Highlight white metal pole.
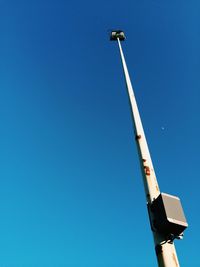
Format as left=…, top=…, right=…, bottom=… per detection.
left=117, top=38, right=180, bottom=267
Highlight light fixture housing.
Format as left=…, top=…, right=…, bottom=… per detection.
left=110, top=30, right=126, bottom=41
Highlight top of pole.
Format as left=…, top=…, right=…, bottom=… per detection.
left=110, top=30, right=126, bottom=41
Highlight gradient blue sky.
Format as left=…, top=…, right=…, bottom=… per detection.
left=1, top=0, right=199, bottom=266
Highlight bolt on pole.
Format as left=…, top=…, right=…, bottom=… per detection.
left=110, top=30, right=188, bottom=267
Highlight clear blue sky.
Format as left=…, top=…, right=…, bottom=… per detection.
left=1, top=0, right=199, bottom=266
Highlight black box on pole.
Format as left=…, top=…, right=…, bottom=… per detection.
left=151, top=193, right=188, bottom=237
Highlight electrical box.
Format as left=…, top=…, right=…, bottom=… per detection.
left=110, top=30, right=126, bottom=41
left=151, top=193, right=188, bottom=237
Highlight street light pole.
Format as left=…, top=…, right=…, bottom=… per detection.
left=110, top=30, right=188, bottom=267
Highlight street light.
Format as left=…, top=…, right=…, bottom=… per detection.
left=110, top=30, right=188, bottom=267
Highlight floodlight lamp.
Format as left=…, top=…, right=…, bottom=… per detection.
left=110, top=30, right=126, bottom=41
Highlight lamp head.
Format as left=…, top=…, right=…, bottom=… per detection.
left=110, top=30, right=126, bottom=41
